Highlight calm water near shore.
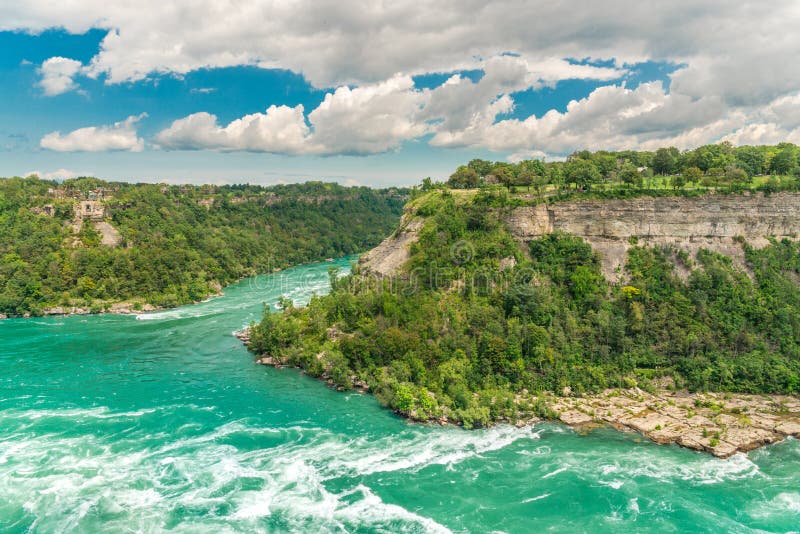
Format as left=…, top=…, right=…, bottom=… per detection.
left=1, top=256, right=799, bottom=532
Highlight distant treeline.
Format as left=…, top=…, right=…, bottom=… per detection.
left=0, top=176, right=407, bottom=316
left=445, top=142, right=800, bottom=193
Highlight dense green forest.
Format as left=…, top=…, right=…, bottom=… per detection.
left=444, top=142, right=800, bottom=195
left=0, top=176, right=407, bottom=316
left=249, top=183, right=800, bottom=428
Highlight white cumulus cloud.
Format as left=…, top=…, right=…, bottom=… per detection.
left=430, top=81, right=750, bottom=154
left=38, top=57, right=84, bottom=96
left=40, top=114, right=147, bottom=152
left=5, top=1, right=800, bottom=158
left=157, top=75, right=430, bottom=155
left=308, top=75, right=430, bottom=154
left=2, top=0, right=798, bottom=103
left=154, top=60, right=624, bottom=156
left=155, top=106, right=311, bottom=153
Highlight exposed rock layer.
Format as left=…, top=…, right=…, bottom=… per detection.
left=506, top=192, right=800, bottom=280
left=361, top=192, right=800, bottom=282
left=94, top=221, right=122, bottom=247
left=359, top=214, right=424, bottom=276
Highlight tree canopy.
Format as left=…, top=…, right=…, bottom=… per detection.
left=439, top=142, right=800, bottom=196
left=0, top=176, right=408, bottom=316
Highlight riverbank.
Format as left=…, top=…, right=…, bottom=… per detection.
left=0, top=302, right=162, bottom=320
left=549, top=387, right=800, bottom=458
left=1, top=281, right=231, bottom=319
left=237, top=329, right=800, bottom=458
left=0, top=257, right=348, bottom=320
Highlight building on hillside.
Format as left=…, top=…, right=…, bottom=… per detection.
left=73, top=200, right=107, bottom=221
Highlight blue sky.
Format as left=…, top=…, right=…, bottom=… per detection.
left=0, top=31, right=495, bottom=185
left=2, top=2, right=799, bottom=186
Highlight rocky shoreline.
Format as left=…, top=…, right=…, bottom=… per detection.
left=0, top=303, right=161, bottom=320
left=236, top=329, right=800, bottom=458
left=548, top=388, right=800, bottom=458
left=0, top=286, right=227, bottom=320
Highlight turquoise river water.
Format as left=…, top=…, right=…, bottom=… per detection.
left=1, top=256, right=799, bottom=533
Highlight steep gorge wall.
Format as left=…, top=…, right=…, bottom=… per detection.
left=506, top=193, right=800, bottom=281
left=361, top=192, right=800, bottom=281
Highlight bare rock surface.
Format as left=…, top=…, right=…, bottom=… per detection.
left=94, top=221, right=122, bottom=247
left=108, top=302, right=157, bottom=314
left=364, top=192, right=800, bottom=281
left=549, top=389, right=800, bottom=458
left=505, top=193, right=800, bottom=282
left=359, top=214, right=424, bottom=276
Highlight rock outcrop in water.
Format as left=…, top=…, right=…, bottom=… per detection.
left=549, top=387, right=800, bottom=458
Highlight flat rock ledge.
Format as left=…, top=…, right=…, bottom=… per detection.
left=549, top=388, right=800, bottom=458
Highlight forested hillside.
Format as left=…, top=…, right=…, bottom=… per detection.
left=0, top=176, right=407, bottom=316
left=249, top=186, right=800, bottom=428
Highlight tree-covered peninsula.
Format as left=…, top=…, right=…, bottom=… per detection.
left=247, top=144, right=800, bottom=438
left=0, top=176, right=407, bottom=317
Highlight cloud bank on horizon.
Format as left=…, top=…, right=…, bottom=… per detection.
left=2, top=0, right=800, bottom=183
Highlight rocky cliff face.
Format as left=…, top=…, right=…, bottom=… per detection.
left=358, top=213, right=424, bottom=276
left=360, top=192, right=800, bottom=281
left=507, top=192, right=800, bottom=280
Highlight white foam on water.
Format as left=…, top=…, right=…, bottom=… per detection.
left=135, top=264, right=345, bottom=323
left=558, top=445, right=762, bottom=488
left=521, top=493, right=551, bottom=503
left=134, top=293, right=253, bottom=322
left=599, top=463, right=618, bottom=476
left=317, top=424, right=543, bottom=477
left=331, top=484, right=452, bottom=533
left=516, top=445, right=550, bottom=457
left=541, top=466, right=568, bottom=479
left=4, top=406, right=160, bottom=420
left=776, top=492, right=800, bottom=513
left=599, top=479, right=624, bottom=490
left=627, top=498, right=639, bottom=514
left=117, top=488, right=164, bottom=509
left=3, top=405, right=525, bottom=531
left=628, top=451, right=761, bottom=485
left=2, top=403, right=798, bottom=533
left=136, top=306, right=224, bottom=321
left=747, top=491, right=800, bottom=521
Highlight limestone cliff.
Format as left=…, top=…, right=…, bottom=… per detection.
left=360, top=192, right=800, bottom=281
left=359, top=212, right=424, bottom=276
